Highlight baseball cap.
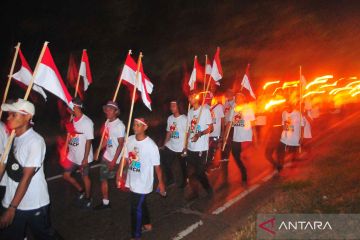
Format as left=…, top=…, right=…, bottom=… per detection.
left=103, top=101, right=119, bottom=110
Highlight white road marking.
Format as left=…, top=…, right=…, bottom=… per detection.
left=172, top=220, right=203, bottom=240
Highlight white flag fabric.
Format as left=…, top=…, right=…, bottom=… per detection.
left=210, top=47, right=223, bottom=82
left=79, top=49, right=93, bottom=91
left=34, top=46, right=73, bottom=108
left=241, top=65, right=256, bottom=99
left=12, top=49, right=47, bottom=100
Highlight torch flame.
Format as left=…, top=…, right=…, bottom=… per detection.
left=264, top=99, right=286, bottom=111
left=306, top=75, right=333, bottom=90
left=263, top=80, right=280, bottom=90
left=302, top=90, right=326, bottom=98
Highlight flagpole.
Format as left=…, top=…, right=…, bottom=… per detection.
left=94, top=50, right=132, bottom=161
left=74, top=49, right=86, bottom=98
left=0, top=42, right=21, bottom=120
left=299, top=65, right=303, bottom=153
left=118, top=52, right=143, bottom=180
left=0, top=42, right=49, bottom=165
left=203, top=55, right=207, bottom=93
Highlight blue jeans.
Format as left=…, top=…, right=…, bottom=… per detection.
left=0, top=204, right=59, bottom=240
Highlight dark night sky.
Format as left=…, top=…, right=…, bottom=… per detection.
left=1, top=0, right=360, bottom=128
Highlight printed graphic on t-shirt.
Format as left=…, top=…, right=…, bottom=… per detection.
left=224, top=106, right=231, bottom=116
left=107, top=139, right=113, bottom=148
left=169, top=122, right=180, bottom=139
left=128, top=147, right=141, bottom=172
left=190, top=117, right=201, bottom=134
left=233, top=113, right=245, bottom=127
left=69, top=134, right=80, bottom=147
left=284, top=117, right=294, bottom=132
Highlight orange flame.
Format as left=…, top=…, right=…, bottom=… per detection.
left=306, top=75, right=333, bottom=90
left=264, top=99, right=286, bottom=111
left=263, top=80, right=280, bottom=90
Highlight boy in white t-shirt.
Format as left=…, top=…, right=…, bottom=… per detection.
left=161, top=100, right=187, bottom=188
left=225, top=93, right=256, bottom=185
left=121, top=118, right=165, bottom=239
left=222, top=89, right=235, bottom=162
left=63, top=97, right=94, bottom=208
left=94, top=101, right=125, bottom=210
left=0, top=99, right=58, bottom=239
left=276, top=103, right=304, bottom=171
left=184, top=90, right=214, bottom=197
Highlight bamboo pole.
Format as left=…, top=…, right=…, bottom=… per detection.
left=299, top=66, right=303, bottom=153
left=0, top=42, right=49, bottom=165
left=118, top=52, right=143, bottom=178
left=0, top=42, right=21, bottom=120
left=74, top=50, right=86, bottom=98
left=203, top=55, right=208, bottom=93
left=94, top=50, right=132, bottom=161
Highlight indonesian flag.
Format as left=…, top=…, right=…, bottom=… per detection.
left=12, top=49, right=47, bottom=100
left=79, top=49, right=93, bottom=91
left=188, top=56, right=204, bottom=90
left=119, top=52, right=153, bottom=110
left=34, top=46, right=73, bottom=108
left=205, top=57, right=212, bottom=76
left=210, top=47, right=223, bottom=83
left=241, top=64, right=256, bottom=99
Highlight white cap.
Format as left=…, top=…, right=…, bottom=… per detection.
left=1, top=99, right=35, bottom=116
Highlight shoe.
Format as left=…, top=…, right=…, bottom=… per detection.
left=81, top=198, right=92, bottom=209
left=219, top=158, right=229, bottom=162
left=77, top=191, right=85, bottom=200
left=93, top=202, right=111, bottom=210
left=241, top=181, right=248, bottom=188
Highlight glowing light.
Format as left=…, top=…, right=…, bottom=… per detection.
left=306, top=75, right=333, bottom=90
left=349, top=76, right=358, bottom=80
left=345, top=80, right=360, bottom=88
left=263, top=80, right=280, bottom=90
left=264, top=99, right=286, bottom=110
left=319, top=81, right=337, bottom=89
left=282, top=81, right=299, bottom=89
left=329, top=87, right=352, bottom=95
left=351, top=91, right=360, bottom=97
left=272, top=87, right=282, bottom=96
left=302, top=90, right=326, bottom=98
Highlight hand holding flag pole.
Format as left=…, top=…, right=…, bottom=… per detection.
left=117, top=52, right=143, bottom=183
left=94, top=50, right=132, bottom=161
left=0, top=42, right=21, bottom=120
left=0, top=42, right=49, bottom=165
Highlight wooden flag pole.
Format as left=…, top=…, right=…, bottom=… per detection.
left=0, top=42, right=49, bottom=165
left=94, top=50, right=132, bottom=161
left=222, top=66, right=247, bottom=151
left=118, top=52, right=143, bottom=178
left=299, top=65, right=303, bottom=153
left=203, top=55, right=208, bottom=93
left=0, top=42, right=21, bottom=120
left=74, top=49, right=86, bottom=98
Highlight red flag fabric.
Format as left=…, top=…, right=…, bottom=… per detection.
left=79, top=49, right=93, bottom=91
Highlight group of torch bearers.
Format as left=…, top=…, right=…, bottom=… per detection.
left=0, top=42, right=319, bottom=240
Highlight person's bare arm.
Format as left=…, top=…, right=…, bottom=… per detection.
left=163, top=131, right=171, bottom=147
left=82, top=140, right=92, bottom=166
left=155, top=165, right=165, bottom=195
left=0, top=167, right=35, bottom=228
left=109, top=137, right=124, bottom=170
left=191, top=123, right=214, bottom=142
left=0, top=163, right=5, bottom=182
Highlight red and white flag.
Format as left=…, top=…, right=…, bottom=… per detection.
left=188, top=56, right=204, bottom=90
left=205, top=57, right=212, bottom=76
left=210, top=47, right=223, bottom=84
left=12, top=48, right=47, bottom=100
left=34, top=46, right=73, bottom=108
left=241, top=64, right=256, bottom=99
left=79, top=49, right=93, bottom=91
left=119, top=52, right=153, bottom=110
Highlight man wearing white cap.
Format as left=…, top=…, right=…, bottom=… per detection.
left=0, top=99, right=58, bottom=239
left=63, top=97, right=94, bottom=208
left=120, top=117, right=165, bottom=239
left=94, top=101, right=125, bottom=210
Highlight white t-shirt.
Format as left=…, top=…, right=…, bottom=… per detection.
left=0, top=122, right=9, bottom=187
left=210, top=104, right=224, bottom=137
left=280, top=110, right=304, bottom=146
left=224, top=99, right=235, bottom=123
left=230, top=105, right=255, bottom=142
left=303, top=111, right=312, bottom=139
left=125, top=135, right=160, bottom=194
left=67, top=114, right=94, bottom=165
left=103, top=118, right=125, bottom=163
left=187, top=107, right=213, bottom=152
left=2, top=128, right=50, bottom=210
left=165, top=114, right=187, bottom=153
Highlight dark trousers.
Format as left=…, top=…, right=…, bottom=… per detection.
left=231, top=142, right=248, bottom=182
left=276, top=142, right=299, bottom=171
left=207, top=137, right=220, bottom=167
left=222, top=128, right=233, bottom=160
left=0, top=205, right=58, bottom=240
left=186, top=150, right=212, bottom=191
left=160, top=147, right=187, bottom=186
left=130, top=192, right=150, bottom=239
